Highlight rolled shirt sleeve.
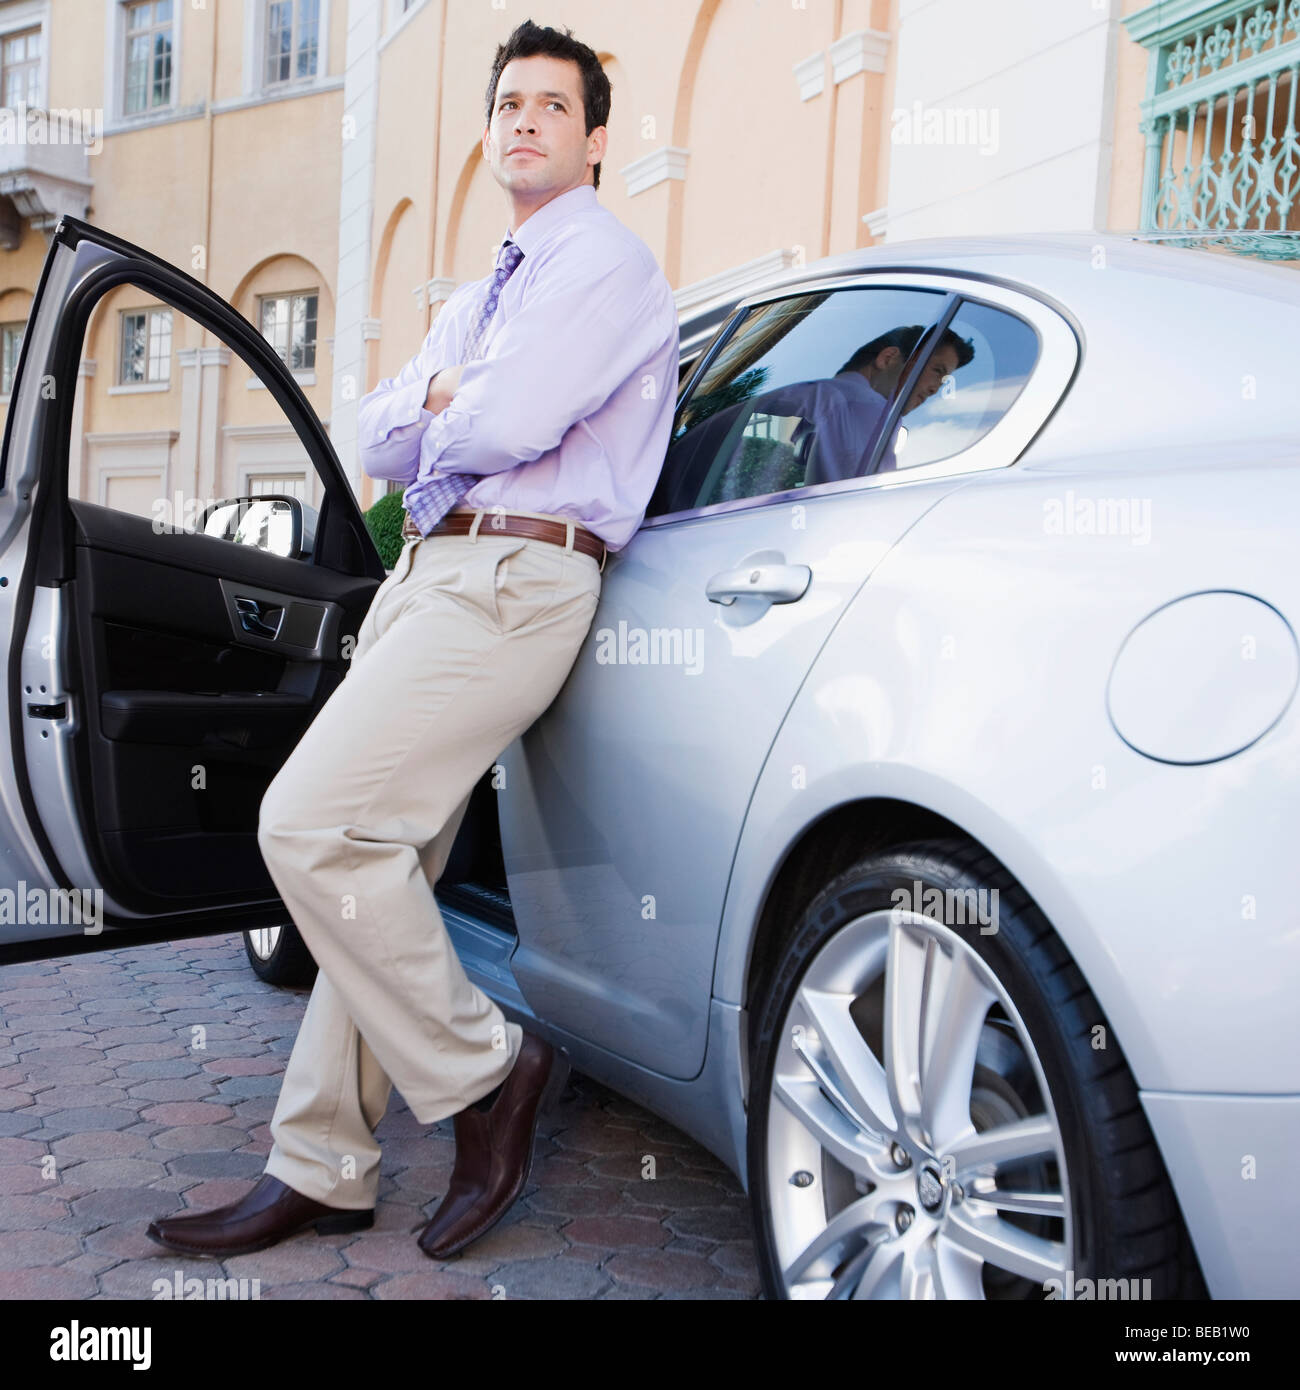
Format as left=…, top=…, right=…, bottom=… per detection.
left=415, top=245, right=670, bottom=479
left=356, top=283, right=474, bottom=484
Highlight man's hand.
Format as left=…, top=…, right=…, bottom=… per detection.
left=425, top=364, right=465, bottom=415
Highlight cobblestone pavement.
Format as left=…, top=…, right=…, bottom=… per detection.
left=0, top=934, right=760, bottom=1300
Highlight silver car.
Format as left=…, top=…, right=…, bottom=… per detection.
left=2, top=219, right=1296, bottom=1300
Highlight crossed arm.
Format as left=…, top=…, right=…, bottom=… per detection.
left=357, top=246, right=666, bottom=487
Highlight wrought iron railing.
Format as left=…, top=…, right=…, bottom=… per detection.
left=1126, top=0, right=1300, bottom=257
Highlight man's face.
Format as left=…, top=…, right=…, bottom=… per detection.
left=902, top=343, right=959, bottom=414
left=483, top=54, right=605, bottom=200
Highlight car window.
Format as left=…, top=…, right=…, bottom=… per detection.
left=648, top=286, right=1042, bottom=518
left=884, top=299, right=1039, bottom=473
left=648, top=287, right=947, bottom=517
left=67, top=283, right=325, bottom=550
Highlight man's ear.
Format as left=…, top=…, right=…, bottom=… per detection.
left=587, top=124, right=608, bottom=168
left=875, top=346, right=901, bottom=371
left=481, top=123, right=491, bottom=159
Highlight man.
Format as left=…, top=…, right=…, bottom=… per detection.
left=146, top=19, right=679, bottom=1261
left=755, top=324, right=975, bottom=484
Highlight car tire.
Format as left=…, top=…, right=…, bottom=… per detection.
left=243, top=923, right=317, bottom=988
left=747, top=837, right=1197, bottom=1300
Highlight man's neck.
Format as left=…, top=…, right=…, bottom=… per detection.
left=507, top=178, right=592, bottom=236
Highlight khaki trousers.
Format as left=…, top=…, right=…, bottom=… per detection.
left=258, top=509, right=602, bottom=1209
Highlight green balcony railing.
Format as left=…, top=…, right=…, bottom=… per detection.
left=1126, top=0, right=1300, bottom=258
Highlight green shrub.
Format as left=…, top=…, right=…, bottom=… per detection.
left=364, top=490, right=405, bottom=569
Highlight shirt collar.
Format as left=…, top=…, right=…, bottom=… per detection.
left=506, top=183, right=597, bottom=257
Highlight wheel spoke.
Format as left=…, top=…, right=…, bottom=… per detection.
left=948, top=1114, right=1058, bottom=1177
left=933, top=1233, right=988, bottom=1299
left=918, top=946, right=997, bottom=1153
left=825, top=1225, right=893, bottom=1299
left=883, top=916, right=932, bottom=1141
left=772, top=1074, right=882, bottom=1180
left=965, top=1186, right=1066, bottom=1218
left=943, top=1204, right=1068, bottom=1283
left=783, top=1194, right=886, bottom=1287
left=849, top=1239, right=905, bottom=1299
left=797, top=986, right=896, bottom=1140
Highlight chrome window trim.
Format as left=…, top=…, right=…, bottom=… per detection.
left=645, top=271, right=1081, bottom=530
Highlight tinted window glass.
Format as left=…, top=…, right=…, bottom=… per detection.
left=649, top=287, right=946, bottom=516
left=885, top=299, right=1039, bottom=473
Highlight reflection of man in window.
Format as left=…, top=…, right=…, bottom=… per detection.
left=762, top=324, right=975, bottom=483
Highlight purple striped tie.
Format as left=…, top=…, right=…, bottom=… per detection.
left=404, top=238, right=525, bottom=535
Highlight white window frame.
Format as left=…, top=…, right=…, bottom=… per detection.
left=104, top=0, right=185, bottom=129
left=256, top=288, right=319, bottom=374
left=242, top=0, right=331, bottom=100
left=121, top=0, right=175, bottom=118
left=0, top=1, right=49, bottom=111
left=114, top=306, right=173, bottom=390
left=1, top=320, right=26, bottom=398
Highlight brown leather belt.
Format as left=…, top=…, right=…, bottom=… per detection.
left=402, top=507, right=606, bottom=567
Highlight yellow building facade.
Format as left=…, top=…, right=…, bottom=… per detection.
left=0, top=0, right=1292, bottom=519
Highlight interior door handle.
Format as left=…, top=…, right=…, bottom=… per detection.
left=705, top=563, right=812, bottom=606
left=235, top=596, right=283, bottom=639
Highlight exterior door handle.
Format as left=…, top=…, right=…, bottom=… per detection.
left=705, top=563, right=811, bottom=606
left=235, top=596, right=283, bottom=639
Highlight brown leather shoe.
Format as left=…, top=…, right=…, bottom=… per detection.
left=418, top=1031, right=561, bottom=1259
left=146, top=1174, right=373, bottom=1258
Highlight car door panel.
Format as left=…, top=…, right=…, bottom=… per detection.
left=499, top=274, right=1078, bottom=1080
left=1, top=217, right=384, bottom=942
left=500, top=482, right=963, bottom=1079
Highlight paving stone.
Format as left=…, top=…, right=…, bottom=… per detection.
left=562, top=1214, right=670, bottom=1248
left=710, top=1239, right=762, bottom=1276
left=147, top=1124, right=248, bottom=1152
left=371, top=1268, right=493, bottom=1299
left=606, top=1248, right=722, bottom=1291
left=58, top=1158, right=169, bottom=1187
left=201, top=1055, right=283, bottom=1076
left=488, top=1257, right=611, bottom=1301
left=111, top=1060, right=203, bottom=1080
left=165, top=1151, right=264, bottom=1180
left=2, top=939, right=762, bottom=1299
left=525, top=1183, right=624, bottom=1219
left=139, top=1102, right=234, bottom=1126
left=0, top=1111, right=43, bottom=1136
left=0, top=1228, right=81, bottom=1268
left=660, top=1286, right=752, bottom=1300
left=665, top=1201, right=752, bottom=1242
left=124, top=1078, right=217, bottom=1103
left=0, top=1135, right=49, bottom=1163
left=587, top=1152, right=688, bottom=1182
left=224, top=1241, right=346, bottom=1283
left=0, top=1166, right=49, bottom=1194
left=665, top=1234, right=719, bottom=1257
left=261, top=1281, right=366, bottom=1300
left=620, top=1176, right=733, bottom=1209
left=444, top=1220, right=568, bottom=1271
left=0, top=1266, right=98, bottom=1298
left=98, top=1257, right=236, bottom=1300
left=341, top=1232, right=431, bottom=1273
left=84, top=1219, right=174, bottom=1261
left=67, top=1186, right=180, bottom=1229
left=214, top=1075, right=282, bottom=1099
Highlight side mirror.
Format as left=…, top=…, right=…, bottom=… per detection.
left=198, top=495, right=308, bottom=560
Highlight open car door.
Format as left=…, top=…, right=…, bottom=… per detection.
left=0, top=216, right=385, bottom=960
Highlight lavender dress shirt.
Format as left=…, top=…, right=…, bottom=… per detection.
left=357, top=184, right=680, bottom=551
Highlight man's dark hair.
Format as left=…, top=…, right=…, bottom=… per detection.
left=485, top=20, right=611, bottom=191
left=837, top=324, right=976, bottom=377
